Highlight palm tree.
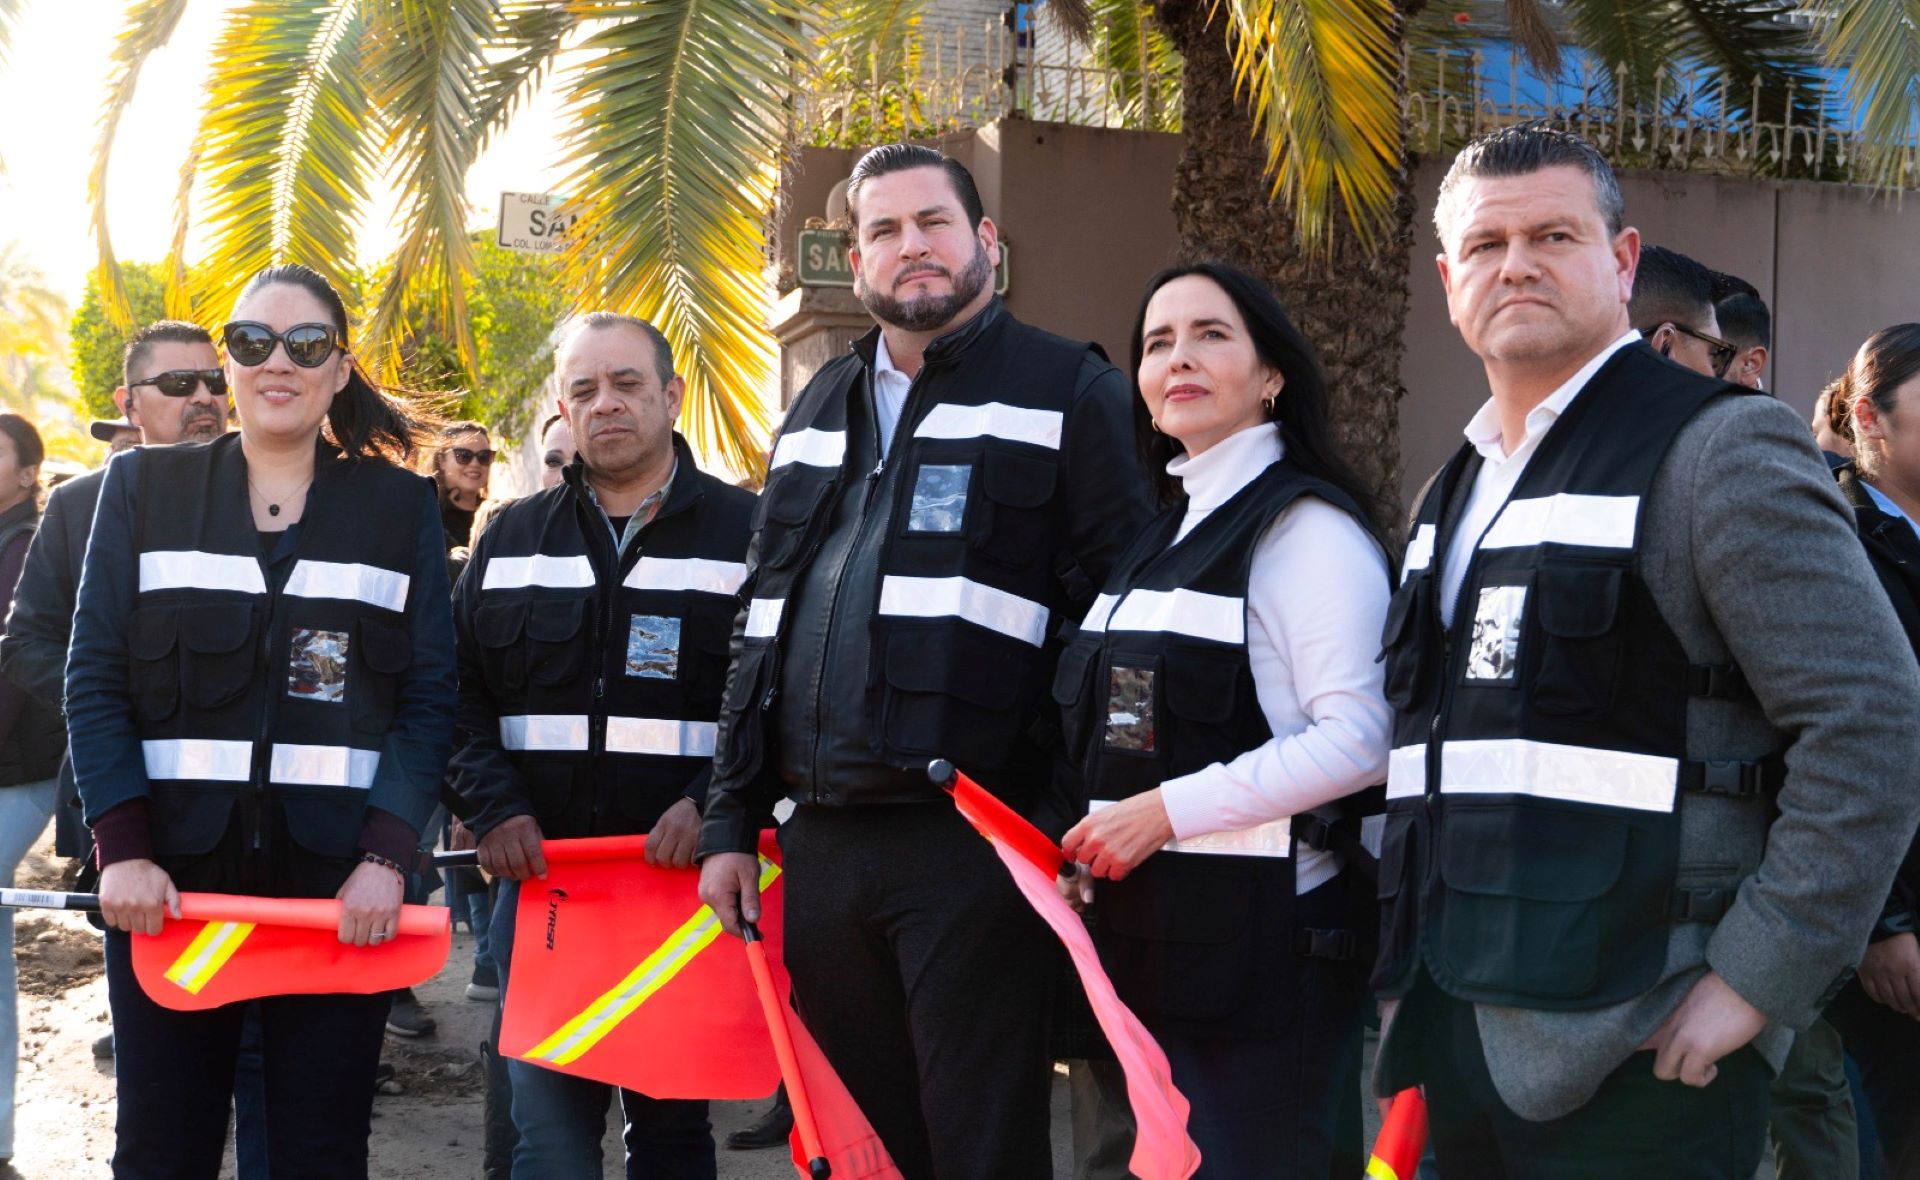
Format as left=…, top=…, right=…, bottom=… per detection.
left=84, top=0, right=1919, bottom=490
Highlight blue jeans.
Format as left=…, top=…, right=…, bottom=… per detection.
left=491, top=881, right=715, bottom=1180
left=0, top=777, right=58, bottom=1159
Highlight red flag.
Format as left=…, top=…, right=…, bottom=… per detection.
left=737, top=931, right=902, bottom=1180
left=942, top=764, right=1202, bottom=1180
left=499, top=833, right=786, bottom=1099
left=1366, top=1088, right=1428, bottom=1180
left=130, top=893, right=449, bottom=1012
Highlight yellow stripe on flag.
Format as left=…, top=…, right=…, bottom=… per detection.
left=163, top=921, right=256, bottom=994
left=525, top=858, right=781, bottom=1067
left=1366, top=1157, right=1401, bottom=1180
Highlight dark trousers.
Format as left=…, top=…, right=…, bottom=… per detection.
left=492, top=880, right=715, bottom=1180
left=1408, top=979, right=1770, bottom=1179
left=1146, top=881, right=1366, bottom=1179
left=1828, top=978, right=1920, bottom=1178
left=104, top=930, right=389, bottom=1180
left=781, top=802, right=1056, bottom=1180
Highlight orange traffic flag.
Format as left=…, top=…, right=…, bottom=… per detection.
left=129, top=893, right=450, bottom=1012
left=1367, top=1088, right=1429, bottom=1180
left=499, top=832, right=787, bottom=1100
left=739, top=924, right=902, bottom=1180
left=931, top=760, right=1202, bottom=1180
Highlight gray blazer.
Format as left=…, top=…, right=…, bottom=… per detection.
left=1379, top=388, right=1920, bottom=1121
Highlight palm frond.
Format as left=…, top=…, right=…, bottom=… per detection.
left=1043, top=0, right=1097, bottom=42
left=476, top=2, right=580, bottom=159
left=1504, top=0, right=1561, bottom=79
left=1214, top=0, right=1404, bottom=252
left=360, top=0, right=505, bottom=381
left=0, top=0, right=28, bottom=64
left=190, top=1, right=376, bottom=324
left=1558, top=0, right=1688, bottom=104
left=558, top=0, right=809, bottom=479
left=817, top=0, right=931, bottom=85
left=88, top=0, right=193, bottom=331
left=162, top=137, right=201, bottom=323
left=1672, top=1, right=1828, bottom=128
left=1819, top=0, right=1920, bottom=189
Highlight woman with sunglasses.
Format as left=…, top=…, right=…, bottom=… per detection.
left=430, top=420, right=494, bottom=551
left=66, top=263, right=456, bottom=1179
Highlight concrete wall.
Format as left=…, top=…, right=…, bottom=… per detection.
left=772, top=121, right=1920, bottom=504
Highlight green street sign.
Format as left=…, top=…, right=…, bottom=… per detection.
left=796, top=228, right=1009, bottom=296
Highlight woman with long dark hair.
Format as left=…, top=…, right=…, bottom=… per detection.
left=0, top=413, right=60, bottom=1175
left=1056, top=262, right=1391, bottom=1176
left=428, top=419, right=494, bottom=551
left=1826, top=323, right=1920, bottom=1179
left=66, top=263, right=456, bottom=1178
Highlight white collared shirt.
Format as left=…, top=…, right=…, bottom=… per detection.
left=1439, top=330, right=1640, bottom=625
left=872, top=332, right=912, bottom=458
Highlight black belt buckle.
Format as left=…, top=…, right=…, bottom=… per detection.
left=1294, top=814, right=1334, bottom=853
left=1695, top=759, right=1760, bottom=797
left=1293, top=927, right=1359, bottom=961
left=1669, top=886, right=1732, bottom=923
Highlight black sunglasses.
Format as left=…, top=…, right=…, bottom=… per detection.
left=448, top=447, right=495, bottom=466
left=131, top=368, right=228, bottom=398
left=221, top=321, right=345, bottom=369
left=1662, top=322, right=1739, bottom=379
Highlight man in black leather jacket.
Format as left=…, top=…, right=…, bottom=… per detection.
left=697, top=144, right=1151, bottom=1178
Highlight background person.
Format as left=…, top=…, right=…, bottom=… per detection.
left=1056, top=262, right=1391, bottom=1176
left=1826, top=323, right=1920, bottom=1180
left=1711, top=273, right=1771, bottom=392
left=1627, top=244, right=1739, bottom=380
left=65, top=263, right=455, bottom=1180
left=538, top=411, right=575, bottom=490
left=430, top=420, right=494, bottom=551
left=0, top=413, right=57, bottom=1177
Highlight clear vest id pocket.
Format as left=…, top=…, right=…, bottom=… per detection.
left=625, top=614, right=681, bottom=680
left=1104, top=659, right=1157, bottom=753
left=288, top=628, right=349, bottom=703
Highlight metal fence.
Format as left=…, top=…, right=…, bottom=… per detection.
left=795, top=26, right=1919, bottom=189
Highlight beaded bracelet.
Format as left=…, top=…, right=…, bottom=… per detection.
left=359, top=851, right=408, bottom=878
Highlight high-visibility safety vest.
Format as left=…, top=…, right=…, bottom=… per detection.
left=462, top=433, right=755, bottom=838
left=714, top=302, right=1103, bottom=800
left=1373, top=344, right=1773, bottom=1009
left=1053, top=458, right=1380, bottom=1037
left=127, top=434, right=431, bottom=861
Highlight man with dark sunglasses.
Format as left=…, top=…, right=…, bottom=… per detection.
left=1629, top=245, right=1739, bottom=381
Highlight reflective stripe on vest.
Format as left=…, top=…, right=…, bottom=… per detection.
left=284, top=560, right=410, bottom=612
left=268, top=744, right=380, bottom=789
left=621, top=556, right=748, bottom=597
left=1388, top=737, right=1677, bottom=813
left=482, top=554, right=595, bottom=591
left=1402, top=524, right=1436, bottom=584
left=1090, top=799, right=1291, bottom=857
left=139, top=552, right=266, bottom=596
left=1480, top=493, right=1640, bottom=551
left=1081, top=587, right=1245, bottom=646
left=877, top=575, right=1049, bottom=647
left=606, top=717, right=717, bottom=758
left=912, top=402, right=1064, bottom=450
left=143, top=738, right=253, bottom=782
left=743, top=598, right=784, bottom=639
left=769, top=428, right=846, bottom=471
left=499, top=714, right=716, bottom=757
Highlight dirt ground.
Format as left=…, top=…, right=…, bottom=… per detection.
left=5, top=828, right=1083, bottom=1178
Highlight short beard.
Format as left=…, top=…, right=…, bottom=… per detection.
left=857, top=243, right=993, bottom=333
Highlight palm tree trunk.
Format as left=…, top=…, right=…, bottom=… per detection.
left=1156, top=0, right=1417, bottom=528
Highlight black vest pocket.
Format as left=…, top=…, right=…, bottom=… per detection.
left=1432, top=802, right=1630, bottom=1001
left=1531, top=564, right=1625, bottom=719
left=1049, top=637, right=1100, bottom=764
left=521, top=759, right=586, bottom=835
left=180, top=603, right=256, bottom=710
left=150, top=781, right=237, bottom=856
left=474, top=599, right=530, bottom=690
left=277, top=785, right=367, bottom=860
left=969, top=450, right=1057, bottom=568
left=715, top=643, right=776, bottom=779
left=755, top=471, right=835, bottom=571
left=1098, top=854, right=1262, bottom=1028
left=878, top=623, right=1031, bottom=768
left=350, top=617, right=412, bottom=735
left=680, top=608, right=734, bottom=712
left=128, top=605, right=181, bottom=721
left=526, top=597, right=589, bottom=686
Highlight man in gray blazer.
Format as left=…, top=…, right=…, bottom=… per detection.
left=1374, top=123, right=1920, bottom=1175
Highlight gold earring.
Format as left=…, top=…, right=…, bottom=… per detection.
left=1150, top=418, right=1164, bottom=434
left=1262, top=395, right=1277, bottom=416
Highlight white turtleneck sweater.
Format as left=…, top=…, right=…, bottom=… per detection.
left=1153, top=423, right=1393, bottom=893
